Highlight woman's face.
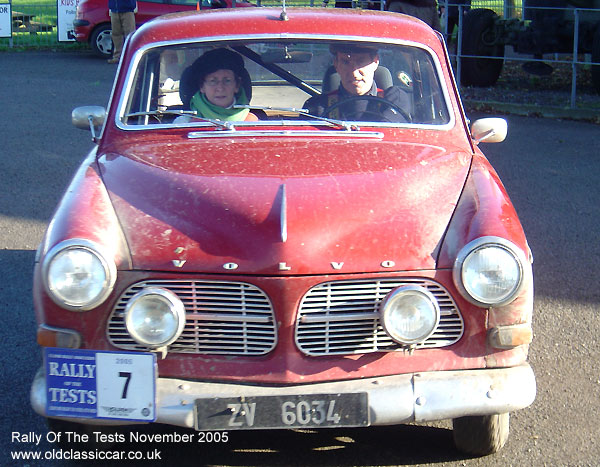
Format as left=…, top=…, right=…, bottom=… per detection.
left=200, top=69, right=240, bottom=107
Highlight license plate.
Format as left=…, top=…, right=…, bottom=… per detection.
left=44, top=348, right=156, bottom=422
left=195, top=393, right=369, bottom=430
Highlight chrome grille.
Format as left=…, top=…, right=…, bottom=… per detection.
left=296, top=278, right=463, bottom=356
left=107, top=280, right=276, bottom=355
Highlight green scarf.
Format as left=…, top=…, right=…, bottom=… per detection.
left=190, top=87, right=250, bottom=121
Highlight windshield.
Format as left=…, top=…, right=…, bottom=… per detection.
left=119, top=39, right=451, bottom=129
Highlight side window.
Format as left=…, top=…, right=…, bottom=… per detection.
left=123, top=53, right=162, bottom=125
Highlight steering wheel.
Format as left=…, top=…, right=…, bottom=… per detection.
left=322, top=95, right=411, bottom=123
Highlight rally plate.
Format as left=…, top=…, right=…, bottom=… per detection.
left=44, top=348, right=156, bottom=422
left=195, top=393, right=369, bottom=430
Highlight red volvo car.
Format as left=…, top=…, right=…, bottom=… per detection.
left=73, top=0, right=254, bottom=58
left=32, top=7, right=535, bottom=456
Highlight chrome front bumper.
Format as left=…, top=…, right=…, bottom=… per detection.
left=31, top=364, right=535, bottom=428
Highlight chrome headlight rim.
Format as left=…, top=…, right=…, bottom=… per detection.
left=42, top=239, right=116, bottom=311
left=124, top=287, right=186, bottom=349
left=379, top=285, right=441, bottom=345
left=453, top=236, right=529, bottom=307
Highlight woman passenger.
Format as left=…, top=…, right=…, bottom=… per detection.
left=181, top=48, right=257, bottom=122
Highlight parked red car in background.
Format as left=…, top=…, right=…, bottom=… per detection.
left=73, top=0, right=254, bottom=58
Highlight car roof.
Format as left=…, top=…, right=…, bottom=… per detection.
left=128, top=7, right=444, bottom=52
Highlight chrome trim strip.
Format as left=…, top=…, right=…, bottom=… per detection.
left=300, top=312, right=379, bottom=323
left=186, top=129, right=384, bottom=139
left=186, top=313, right=272, bottom=323
left=280, top=184, right=287, bottom=243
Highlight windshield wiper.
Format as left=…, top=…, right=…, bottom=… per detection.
left=234, top=105, right=360, bottom=131
left=124, top=110, right=235, bottom=130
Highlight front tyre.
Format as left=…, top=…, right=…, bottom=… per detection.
left=452, top=413, right=509, bottom=456
left=460, top=8, right=505, bottom=87
left=90, top=24, right=113, bottom=59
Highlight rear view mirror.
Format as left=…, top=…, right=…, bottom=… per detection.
left=470, top=118, right=507, bottom=143
left=261, top=49, right=312, bottom=64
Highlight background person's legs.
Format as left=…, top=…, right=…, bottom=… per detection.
left=109, top=13, right=124, bottom=63
left=109, top=12, right=135, bottom=64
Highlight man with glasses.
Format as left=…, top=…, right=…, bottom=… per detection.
left=305, top=44, right=411, bottom=123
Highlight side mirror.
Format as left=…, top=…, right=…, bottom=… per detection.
left=470, top=117, right=507, bottom=143
left=72, top=106, right=106, bottom=141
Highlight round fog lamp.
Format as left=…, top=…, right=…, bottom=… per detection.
left=380, top=286, right=440, bottom=345
left=125, top=288, right=185, bottom=348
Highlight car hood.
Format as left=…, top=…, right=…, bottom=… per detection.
left=99, top=137, right=471, bottom=274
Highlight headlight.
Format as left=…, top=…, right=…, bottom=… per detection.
left=454, top=237, right=528, bottom=307
left=125, top=288, right=185, bottom=348
left=43, top=240, right=116, bottom=310
left=380, top=286, right=440, bottom=345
